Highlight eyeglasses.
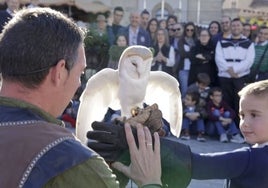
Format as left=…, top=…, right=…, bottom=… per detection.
left=186, top=29, right=194, bottom=32
left=172, top=28, right=181, bottom=32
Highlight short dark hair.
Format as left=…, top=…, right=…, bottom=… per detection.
left=186, top=91, right=200, bottom=104
left=114, top=6, right=124, bottom=13
left=197, top=73, right=211, bottom=86
left=209, top=87, right=222, bottom=96
left=231, top=17, right=242, bottom=24
left=167, top=15, right=178, bottom=24
left=259, top=26, right=268, bottom=32
left=0, top=7, right=84, bottom=89
left=141, top=9, right=150, bottom=16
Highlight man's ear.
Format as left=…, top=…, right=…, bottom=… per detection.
left=50, top=59, right=67, bottom=86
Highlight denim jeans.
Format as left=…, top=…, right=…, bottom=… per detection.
left=207, top=110, right=239, bottom=135
left=182, top=117, right=205, bottom=133
left=178, top=70, right=189, bottom=98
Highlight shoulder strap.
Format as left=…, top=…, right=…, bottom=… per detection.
left=252, top=44, right=268, bottom=74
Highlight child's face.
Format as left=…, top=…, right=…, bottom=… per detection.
left=184, top=94, right=196, bottom=107
left=210, top=91, right=222, bottom=105
left=197, top=82, right=208, bottom=91
left=239, top=94, right=268, bottom=145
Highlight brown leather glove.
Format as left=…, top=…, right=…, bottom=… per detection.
left=125, top=103, right=164, bottom=134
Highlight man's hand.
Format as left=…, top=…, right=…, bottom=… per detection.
left=87, top=121, right=134, bottom=162
left=227, top=67, right=238, bottom=78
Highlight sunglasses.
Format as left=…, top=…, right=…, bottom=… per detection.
left=172, top=28, right=181, bottom=32
left=186, top=29, right=194, bottom=32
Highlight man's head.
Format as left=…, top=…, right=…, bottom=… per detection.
left=0, top=7, right=86, bottom=116
left=140, top=9, right=150, bottom=29
left=242, top=23, right=251, bottom=39
left=257, top=26, right=268, bottom=43
left=129, top=11, right=140, bottom=29
left=221, top=15, right=231, bottom=33
left=96, top=14, right=106, bottom=31
left=172, top=23, right=183, bottom=38
left=113, top=6, right=124, bottom=25
left=231, top=18, right=243, bottom=38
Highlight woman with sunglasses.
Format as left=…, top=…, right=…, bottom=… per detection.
left=174, top=22, right=197, bottom=97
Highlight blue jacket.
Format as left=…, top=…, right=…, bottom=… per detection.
left=118, top=25, right=151, bottom=47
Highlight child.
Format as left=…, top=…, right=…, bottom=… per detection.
left=187, top=72, right=211, bottom=107
left=181, top=91, right=206, bottom=141
left=206, top=87, right=244, bottom=143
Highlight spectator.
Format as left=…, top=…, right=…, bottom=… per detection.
left=212, top=15, right=231, bottom=46
left=181, top=91, right=206, bottom=142
left=159, top=18, right=167, bottom=29
left=140, top=9, right=150, bottom=30
left=250, top=26, right=268, bottom=82
left=84, top=14, right=110, bottom=80
left=107, top=34, right=128, bottom=69
left=242, top=23, right=252, bottom=40
left=174, top=21, right=197, bottom=97
left=107, top=6, right=124, bottom=45
left=171, top=23, right=184, bottom=76
left=171, top=23, right=184, bottom=50
left=151, top=28, right=175, bottom=76
left=187, top=72, right=211, bottom=108
left=215, top=18, right=255, bottom=125
left=188, top=28, right=218, bottom=86
left=119, top=11, right=151, bottom=47
left=208, top=20, right=221, bottom=37
left=166, top=15, right=178, bottom=44
left=146, top=18, right=159, bottom=46
left=206, top=87, right=244, bottom=143
left=166, top=15, right=178, bottom=27
left=0, top=0, right=20, bottom=33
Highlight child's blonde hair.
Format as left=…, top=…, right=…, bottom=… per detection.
left=238, top=80, right=268, bottom=98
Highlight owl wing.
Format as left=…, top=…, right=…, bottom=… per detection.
left=144, top=71, right=182, bottom=137
left=76, top=68, right=120, bottom=144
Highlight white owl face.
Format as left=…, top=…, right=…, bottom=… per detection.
left=120, top=55, right=151, bottom=80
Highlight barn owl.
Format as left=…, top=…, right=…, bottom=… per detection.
left=76, top=45, right=182, bottom=144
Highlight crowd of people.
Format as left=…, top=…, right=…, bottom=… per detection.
left=63, top=5, right=268, bottom=143
left=1, top=2, right=267, bottom=143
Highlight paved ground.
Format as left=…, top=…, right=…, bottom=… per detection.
left=127, top=135, right=248, bottom=188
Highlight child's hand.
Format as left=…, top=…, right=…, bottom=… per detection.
left=220, top=117, right=232, bottom=126
left=187, top=112, right=200, bottom=120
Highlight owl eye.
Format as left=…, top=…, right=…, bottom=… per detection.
left=131, top=60, right=137, bottom=67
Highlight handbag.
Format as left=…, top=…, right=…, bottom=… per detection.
left=248, top=44, right=268, bottom=83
